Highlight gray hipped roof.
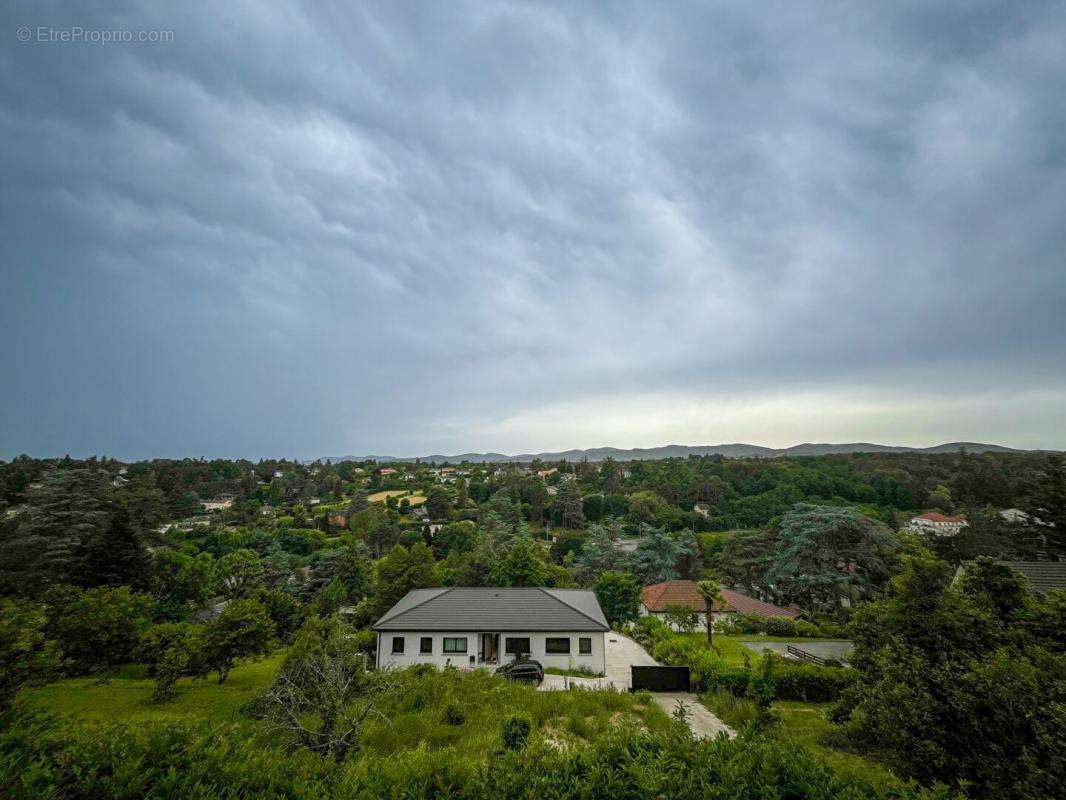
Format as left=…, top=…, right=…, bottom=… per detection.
left=372, top=587, right=609, bottom=631
left=1002, top=561, right=1066, bottom=595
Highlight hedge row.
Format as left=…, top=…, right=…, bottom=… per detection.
left=632, top=616, right=856, bottom=702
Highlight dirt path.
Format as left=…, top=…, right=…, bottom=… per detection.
left=652, top=693, right=735, bottom=739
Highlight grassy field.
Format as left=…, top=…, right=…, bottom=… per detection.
left=363, top=669, right=674, bottom=756
left=702, top=690, right=902, bottom=789
left=20, top=654, right=674, bottom=758
left=677, top=632, right=829, bottom=666
left=20, top=653, right=285, bottom=725
left=368, top=490, right=408, bottom=502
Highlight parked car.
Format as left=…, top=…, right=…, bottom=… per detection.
left=495, top=657, right=544, bottom=685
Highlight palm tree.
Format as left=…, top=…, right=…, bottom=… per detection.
left=696, top=578, right=723, bottom=647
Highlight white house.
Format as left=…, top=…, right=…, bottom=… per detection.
left=201, top=495, right=234, bottom=512
left=373, top=587, right=609, bottom=674
left=907, top=512, right=968, bottom=537
left=640, top=580, right=799, bottom=631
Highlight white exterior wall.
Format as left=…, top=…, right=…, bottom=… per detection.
left=376, top=630, right=606, bottom=673
left=640, top=606, right=736, bottom=631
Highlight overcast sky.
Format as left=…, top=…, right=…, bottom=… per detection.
left=3, top=1, right=1065, bottom=460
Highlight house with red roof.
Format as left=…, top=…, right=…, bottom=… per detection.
left=641, top=579, right=799, bottom=630
left=907, top=511, right=968, bottom=537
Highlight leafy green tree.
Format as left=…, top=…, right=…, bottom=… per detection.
left=151, top=549, right=215, bottom=620
left=830, top=552, right=1063, bottom=798
left=311, top=578, right=347, bottom=618
left=627, top=490, right=670, bottom=525
left=198, top=598, right=275, bottom=683
left=0, top=597, right=65, bottom=709
left=347, top=489, right=369, bottom=516
left=582, top=494, right=605, bottom=522
left=662, top=602, right=699, bottom=633
left=594, top=571, right=641, bottom=625
left=370, top=543, right=438, bottom=619
left=1025, top=454, right=1066, bottom=554
left=43, top=584, right=154, bottom=674
left=258, top=616, right=397, bottom=760
left=431, top=521, right=477, bottom=558
left=215, top=548, right=266, bottom=599
left=764, top=505, right=898, bottom=613
left=573, top=524, right=626, bottom=584
left=956, top=556, right=1028, bottom=621
left=256, top=588, right=304, bottom=641
left=425, top=486, right=451, bottom=520
left=549, top=530, right=585, bottom=564
left=490, top=537, right=570, bottom=587
left=629, top=527, right=697, bottom=584
left=554, top=482, right=585, bottom=529
left=528, top=480, right=549, bottom=523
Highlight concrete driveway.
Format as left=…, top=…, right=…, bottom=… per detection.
left=539, top=633, right=658, bottom=691
left=605, top=632, right=658, bottom=689
left=538, top=634, right=735, bottom=738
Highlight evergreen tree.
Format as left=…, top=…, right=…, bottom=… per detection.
left=554, top=481, right=585, bottom=529
left=77, top=508, right=151, bottom=589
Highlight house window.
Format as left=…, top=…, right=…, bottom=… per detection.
left=505, top=637, right=531, bottom=655
left=545, top=637, right=571, bottom=654
left=391, top=636, right=405, bottom=654
left=420, top=637, right=433, bottom=654
left=579, top=637, right=592, bottom=655
left=443, top=637, right=467, bottom=653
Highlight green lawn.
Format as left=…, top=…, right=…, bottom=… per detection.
left=677, top=633, right=829, bottom=666
left=20, top=655, right=673, bottom=758
left=20, top=653, right=285, bottom=726
left=775, top=701, right=903, bottom=790
left=701, top=691, right=902, bottom=791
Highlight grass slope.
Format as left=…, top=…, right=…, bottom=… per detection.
left=20, top=653, right=285, bottom=725
left=20, top=654, right=673, bottom=758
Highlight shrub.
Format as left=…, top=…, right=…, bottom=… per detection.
left=137, top=622, right=202, bottom=676
left=773, top=662, right=857, bottom=702
left=0, top=709, right=948, bottom=799
left=0, top=598, right=65, bottom=709
left=501, top=714, right=532, bottom=750
left=442, top=702, right=465, bottom=726
left=43, top=585, right=154, bottom=674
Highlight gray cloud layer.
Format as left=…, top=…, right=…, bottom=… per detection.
left=2, top=1, right=1065, bottom=458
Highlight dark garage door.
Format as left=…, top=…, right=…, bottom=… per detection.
left=631, top=665, right=691, bottom=692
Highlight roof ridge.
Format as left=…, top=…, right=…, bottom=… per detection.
left=376, top=587, right=451, bottom=626
left=539, top=587, right=607, bottom=629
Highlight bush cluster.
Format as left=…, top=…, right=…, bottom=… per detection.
left=0, top=709, right=950, bottom=800
left=714, top=613, right=843, bottom=639
left=632, top=614, right=855, bottom=703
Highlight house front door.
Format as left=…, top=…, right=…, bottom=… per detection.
left=480, top=633, right=499, bottom=664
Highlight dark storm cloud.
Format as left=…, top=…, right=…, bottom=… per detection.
left=2, top=1, right=1064, bottom=458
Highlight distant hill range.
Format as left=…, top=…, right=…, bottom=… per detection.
left=321, top=441, right=1028, bottom=464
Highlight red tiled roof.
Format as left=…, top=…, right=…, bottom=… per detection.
left=641, top=580, right=799, bottom=619
left=913, top=512, right=967, bottom=523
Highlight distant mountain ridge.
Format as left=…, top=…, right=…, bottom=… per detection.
left=321, top=441, right=1026, bottom=464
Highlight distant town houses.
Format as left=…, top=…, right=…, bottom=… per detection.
left=907, top=511, right=968, bottom=537
left=201, top=495, right=235, bottom=512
